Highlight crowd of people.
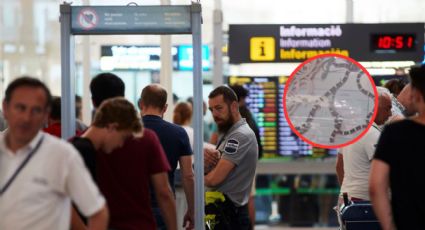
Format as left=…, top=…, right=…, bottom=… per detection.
left=0, top=65, right=424, bottom=230
left=0, top=73, right=259, bottom=230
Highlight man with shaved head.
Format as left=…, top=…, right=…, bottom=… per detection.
left=139, top=84, right=195, bottom=230
left=397, top=83, right=417, bottom=117
left=385, top=83, right=418, bottom=123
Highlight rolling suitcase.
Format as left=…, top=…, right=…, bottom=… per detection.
left=339, top=193, right=381, bottom=230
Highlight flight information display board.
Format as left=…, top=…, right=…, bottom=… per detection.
left=228, top=76, right=336, bottom=158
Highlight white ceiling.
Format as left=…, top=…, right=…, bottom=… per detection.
left=1, top=0, right=424, bottom=45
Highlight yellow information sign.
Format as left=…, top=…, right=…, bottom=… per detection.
left=250, top=37, right=275, bottom=61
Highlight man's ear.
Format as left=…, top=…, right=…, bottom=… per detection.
left=139, top=99, right=147, bottom=112
left=2, top=100, right=8, bottom=120
left=162, top=103, right=168, bottom=114
left=231, top=101, right=238, bottom=113
left=44, top=107, right=51, bottom=124
left=138, top=99, right=142, bottom=110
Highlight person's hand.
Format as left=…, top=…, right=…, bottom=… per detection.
left=182, top=210, right=194, bottom=230
left=204, top=147, right=220, bottom=174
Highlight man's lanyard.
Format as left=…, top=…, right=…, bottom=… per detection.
left=215, top=135, right=227, bottom=151
left=372, top=123, right=382, bottom=132
left=215, top=134, right=228, bottom=159
left=0, top=136, right=44, bottom=196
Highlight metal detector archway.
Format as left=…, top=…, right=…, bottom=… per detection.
left=60, top=3, right=205, bottom=229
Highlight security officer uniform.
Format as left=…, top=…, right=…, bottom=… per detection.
left=205, top=118, right=258, bottom=230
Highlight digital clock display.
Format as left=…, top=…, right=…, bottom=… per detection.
left=371, top=34, right=416, bottom=52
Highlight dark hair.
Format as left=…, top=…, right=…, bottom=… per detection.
left=208, top=85, right=238, bottom=104
left=187, top=96, right=193, bottom=105
left=409, top=65, right=425, bottom=102
left=75, top=95, right=82, bottom=118
left=173, top=102, right=192, bottom=125
left=75, top=95, right=82, bottom=103
left=229, top=85, right=249, bottom=101
left=173, top=93, right=179, bottom=104
left=5, top=76, right=52, bottom=108
left=90, top=73, right=125, bottom=108
left=93, top=97, right=142, bottom=133
left=186, top=97, right=207, bottom=115
left=50, top=96, right=61, bottom=120
left=384, top=79, right=406, bottom=97
left=140, top=84, right=167, bottom=109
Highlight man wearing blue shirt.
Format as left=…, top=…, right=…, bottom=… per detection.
left=139, top=84, right=195, bottom=230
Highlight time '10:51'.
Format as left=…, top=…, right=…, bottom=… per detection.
left=376, top=35, right=415, bottom=50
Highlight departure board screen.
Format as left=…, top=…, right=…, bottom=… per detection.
left=278, top=77, right=312, bottom=156
left=228, top=76, right=335, bottom=158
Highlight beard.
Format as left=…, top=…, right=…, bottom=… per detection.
left=216, top=114, right=235, bottom=134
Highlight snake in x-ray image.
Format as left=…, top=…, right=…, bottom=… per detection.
left=285, top=56, right=375, bottom=145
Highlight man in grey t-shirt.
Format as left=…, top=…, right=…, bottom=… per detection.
left=205, top=86, right=258, bottom=229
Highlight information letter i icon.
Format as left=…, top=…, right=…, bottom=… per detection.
left=250, top=37, right=275, bottom=61
left=260, top=41, right=266, bottom=56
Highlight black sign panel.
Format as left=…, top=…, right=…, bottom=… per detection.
left=228, top=23, right=424, bottom=63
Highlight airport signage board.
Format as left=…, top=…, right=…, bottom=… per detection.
left=178, top=45, right=210, bottom=71
left=100, top=45, right=210, bottom=71
left=71, top=6, right=191, bottom=34
left=228, top=23, right=424, bottom=63
left=100, top=45, right=178, bottom=71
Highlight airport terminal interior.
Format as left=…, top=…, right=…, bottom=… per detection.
left=0, top=0, right=425, bottom=229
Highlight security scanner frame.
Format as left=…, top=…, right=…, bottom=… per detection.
left=59, top=3, right=205, bottom=229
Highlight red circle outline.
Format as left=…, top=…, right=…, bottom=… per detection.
left=78, top=8, right=99, bottom=30
left=282, top=53, right=378, bottom=149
